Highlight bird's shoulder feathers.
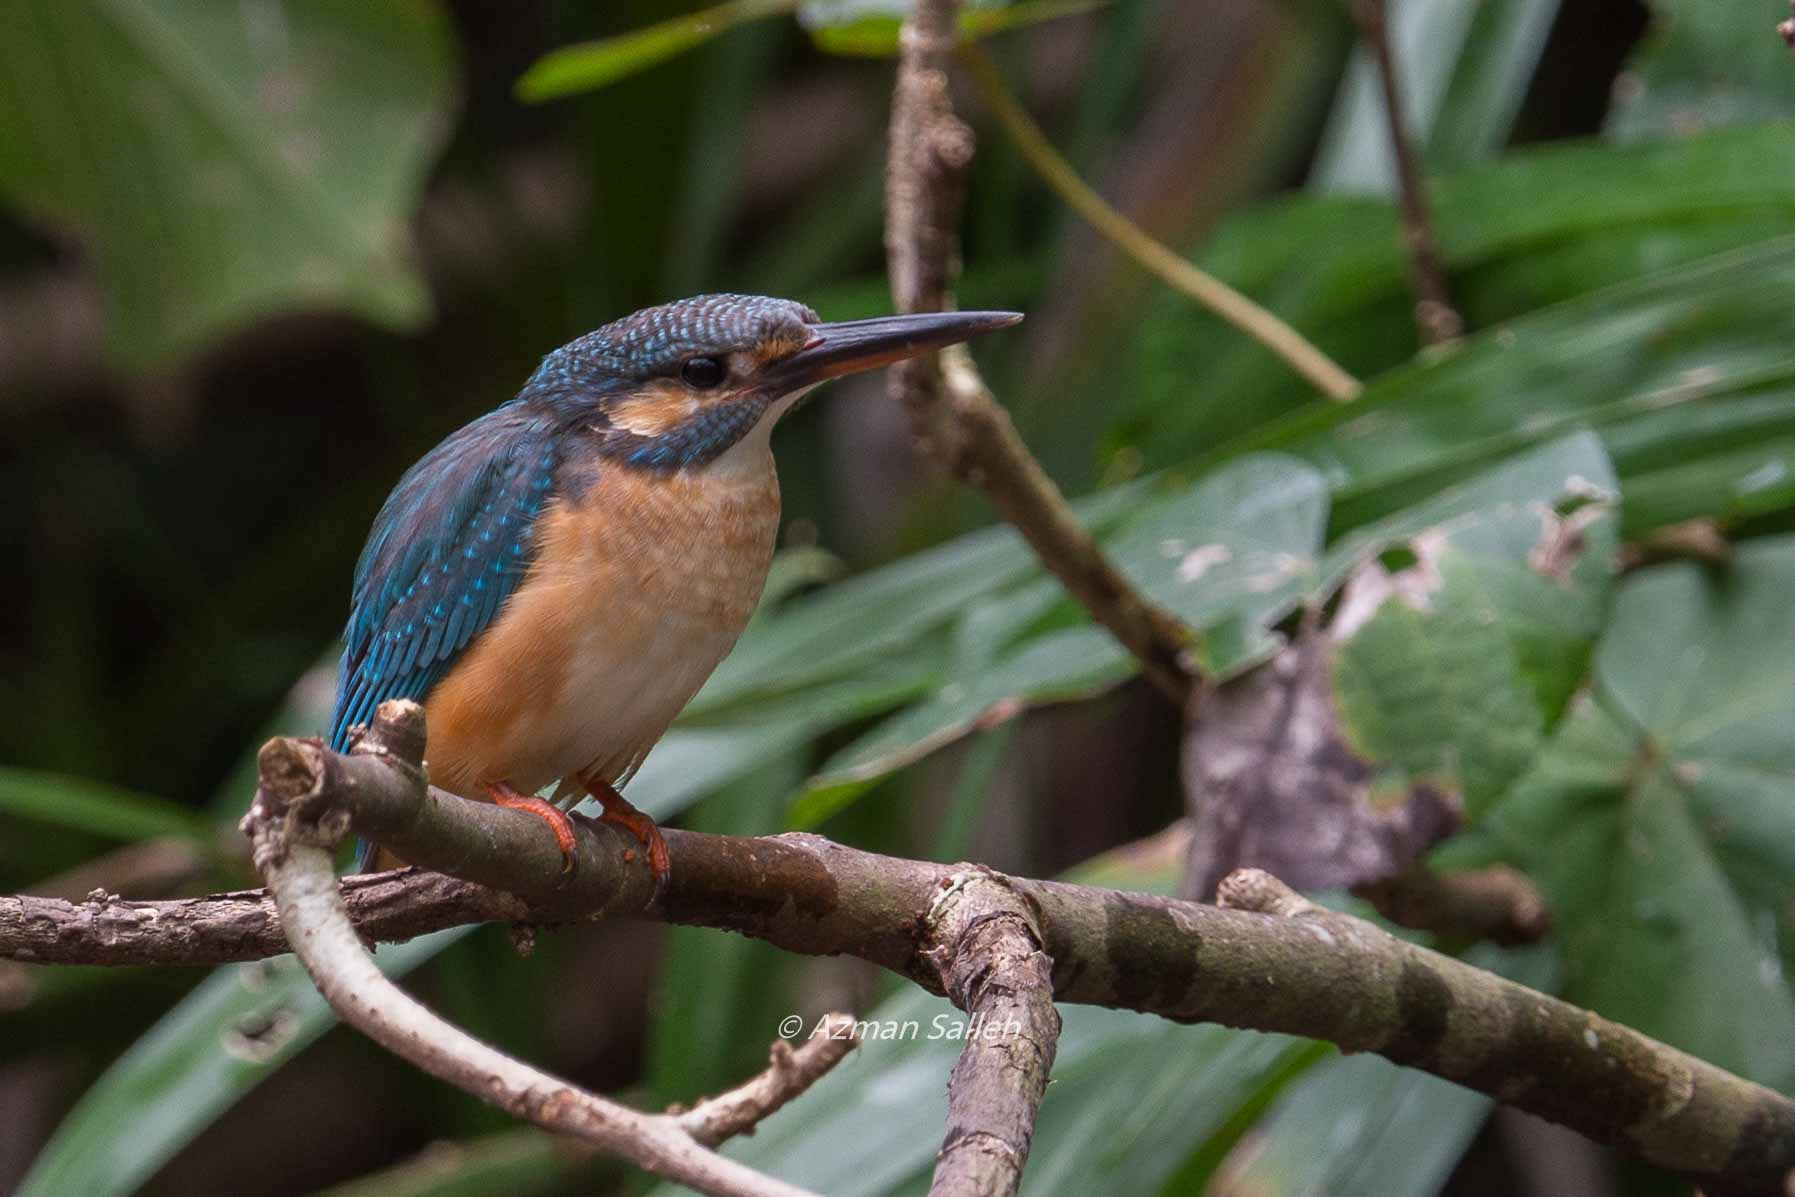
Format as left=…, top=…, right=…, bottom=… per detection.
left=330, top=404, right=563, bottom=750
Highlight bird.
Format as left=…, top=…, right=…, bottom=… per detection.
left=329, top=293, right=1021, bottom=877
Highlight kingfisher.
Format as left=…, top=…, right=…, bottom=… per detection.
left=330, top=294, right=1020, bottom=877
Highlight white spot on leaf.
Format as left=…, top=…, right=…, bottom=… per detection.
left=1176, top=544, right=1232, bottom=583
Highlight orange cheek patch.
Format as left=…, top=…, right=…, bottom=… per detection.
left=607, top=382, right=701, bottom=436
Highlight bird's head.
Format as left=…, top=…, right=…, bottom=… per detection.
left=521, top=294, right=1021, bottom=472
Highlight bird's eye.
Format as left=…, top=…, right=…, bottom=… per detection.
left=680, top=356, right=725, bottom=389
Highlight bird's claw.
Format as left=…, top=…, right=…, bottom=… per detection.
left=581, top=773, right=671, bottom=899
left=485, top=782, right=579, bottom=875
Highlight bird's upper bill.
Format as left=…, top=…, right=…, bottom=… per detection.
left=765, top=309, right=1024, bottom=392
left=545, top=296, right=1025, bottom=470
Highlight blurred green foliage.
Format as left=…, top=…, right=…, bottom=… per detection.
left=4, top=1, right=1795, bottom=1196
left=0, top=0, right=454, bottom=365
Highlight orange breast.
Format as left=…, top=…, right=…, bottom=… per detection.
left=422, top=454, right=781, bottom=799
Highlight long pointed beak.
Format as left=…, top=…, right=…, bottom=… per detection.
left=770, top=310, right=1023, bottom=391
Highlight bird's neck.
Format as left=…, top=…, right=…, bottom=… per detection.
left=699, top=385, right=813, bottom=483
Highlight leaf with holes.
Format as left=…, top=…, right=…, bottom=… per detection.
left=1182, top=434, right=1620, bottom=897
left=1487, top=537, right=1795, bottom=1092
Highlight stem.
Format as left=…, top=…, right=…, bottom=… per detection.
left=1351, top=0, right=1463, bottom=345
left=960, top=43, right=1362, bottom=402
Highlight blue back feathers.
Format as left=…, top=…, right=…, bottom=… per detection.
left=329, top=405, right=560, bottom=752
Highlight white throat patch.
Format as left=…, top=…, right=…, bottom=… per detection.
left=703, top=384, right=818, bottom=480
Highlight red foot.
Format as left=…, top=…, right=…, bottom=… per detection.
left=485, top=781, right=578, bottom=874
left=579, top=772, right=671, bottom=889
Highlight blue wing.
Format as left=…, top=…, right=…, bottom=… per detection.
left=330, top=405, right=562, bottom=754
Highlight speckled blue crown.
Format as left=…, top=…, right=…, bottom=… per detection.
left=526, top=294, right=820, bottom=397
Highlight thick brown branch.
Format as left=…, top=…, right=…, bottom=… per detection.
left=920, top=871, right=1060, bottom=1197
left=8, top=724, right=1795, bottom=1193
left=1216, top=870, right=1785, bottom=1197
left=883, top=0, right=1194, bottom=705
left=1352, top=0, right=1462, bottom=345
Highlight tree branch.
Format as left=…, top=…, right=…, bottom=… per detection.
left=883, top=0, right=1196, bottom=706
left=1216, top=869, right=1786, bottom=1197
left=920, top=871, right=1060, bottom=1197
left=678, top=1013, right=862, bottom=1147
left=1351, top=0, right=1463, bottom=346
left=239, top=703, right=844, bottom=1197
left=1353, top=863, right=1552, bottom=946
left=9, top=715, right=1795, bottom=1194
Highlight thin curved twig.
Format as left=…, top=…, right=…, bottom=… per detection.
left=239, top=704, right=849, bottom=1197
left=959, top=43, right=1362, bottom=402
left=1350, top=0, right=1462, bottom=345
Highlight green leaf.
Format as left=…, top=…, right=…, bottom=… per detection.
left=1182, top=435, right=1618, bottom=897
left=17, top=932, right=461, bottom=1197
left=800, top=437, right=1623, bottom=823
left=1608, top=0, right=1795, bottom=142
left=1489, top=537, right=1795, bottom=1092
left=1202, top=233, right=1795, bottom=540
left=314, top=1128, right=613, bottom=1197
left=689, top=483, right=1138, bottom=717
left=800, top=0, right=1105, bottom=57
left=1107, top=454, right=1329, bottom=656
left=1211, top=942, right=1559, bottom=1197
left=791, top=626, right=1124, bottom=827
left=516, top=0, right=795, bottom=101
left=797, top=455, right=1328, bottom=812
left=1206, top=1052, right=1490, bottom=1196
left=642, top=662, right=936, bottom=818
left=0, top=0, right=453, bottom=366
left=1308, top=0, right=1560, bottom=182
left=1426, top=0, right=1562, bottom=171
left=0, top=767, right=206, bottom=842
left=1124, top=123, right=1795, bottom=471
